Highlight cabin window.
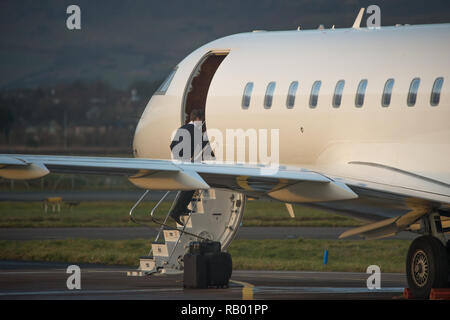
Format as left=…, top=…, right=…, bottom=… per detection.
left=286, top=81, right=298, bottom=109
left=355, top=79, right=368, bottom=108
left=407, top=78, right=420, bottom=107
left=154, top=67, right=177, bottom=95
left=309, top=81, right=321, bottom=108
left=430, top=77, right=444, bottom=106
left=264, top=82, right=276, bottom=109
left=332, top=80, right=345, bottom=108
left=382, top=78, right=395, bottom=107
left=242, top=82, right=254, bottom=109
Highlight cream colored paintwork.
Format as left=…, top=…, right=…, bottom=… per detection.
left=133, top=24, right=450, bottom=203
left=128, top=169, right=209, bottom=190
left=0, top=163, right=49, bottom=180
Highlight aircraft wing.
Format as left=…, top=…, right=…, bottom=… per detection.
left=3, top=154, right=450, bottom=240
left=0, top=154, right=358, bottom=203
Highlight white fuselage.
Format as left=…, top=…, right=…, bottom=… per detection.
left=133, top=24, right=450, bottom=210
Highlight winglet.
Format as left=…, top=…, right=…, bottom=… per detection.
left=352, top=8, right=365, bottom=29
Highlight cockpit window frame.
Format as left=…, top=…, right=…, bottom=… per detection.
left=154, top=67, right=178, bottom=95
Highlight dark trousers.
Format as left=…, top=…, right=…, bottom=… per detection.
left=170, top=190, right=195, bottom=217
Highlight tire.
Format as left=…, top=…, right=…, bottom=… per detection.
left=406, top=236, right=449, bottom=299
left=447, top=240, right=450, bottom=286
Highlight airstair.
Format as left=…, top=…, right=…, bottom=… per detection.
left=127, top=188, right=245, bottom=276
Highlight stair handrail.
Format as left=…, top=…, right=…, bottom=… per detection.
left=166, top=190, right=200, bottom=266
left=153, top=191, right=180, bottom=244
left=150, top=190, right=172, bottom=217
left=129, top=189, right=150, bottom=224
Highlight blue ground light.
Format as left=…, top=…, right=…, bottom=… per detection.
left=323, top=249, right=329, bottom=265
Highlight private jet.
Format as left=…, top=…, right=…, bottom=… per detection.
left=1, top=14, right=449, bottom=299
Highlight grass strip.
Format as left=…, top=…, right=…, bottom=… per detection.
left=0, top=238, right=409, bottom=273
left=0, top=201, right=362, bottom=228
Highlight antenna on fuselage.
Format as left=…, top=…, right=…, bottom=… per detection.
left=352, top=8, right=365, bottom=29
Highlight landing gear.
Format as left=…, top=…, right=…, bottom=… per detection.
left=406, top=236, right=449, bottom=299
left=406, top=213, right=449, bottom=299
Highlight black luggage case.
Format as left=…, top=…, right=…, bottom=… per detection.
left=206, top=252, right=232, bottom=288
left=189, top=241, right=221, bottom=255
left=184, top=240, right=232, bottom=289
left=183, top=253, right=208, bottom=289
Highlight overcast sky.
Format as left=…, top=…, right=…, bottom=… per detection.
left=1, top=0, right=449, bottom=89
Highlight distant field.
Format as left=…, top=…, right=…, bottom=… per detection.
left=0, top=238, right=409, bottom=273
left=0, top=200, right=363, bottom=228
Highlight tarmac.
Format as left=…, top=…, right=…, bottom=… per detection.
left=0, top=226, right=417, bottom=241
left=0, top=260, right=406, bottom=300
left=0, top=191, right=412, bottom=300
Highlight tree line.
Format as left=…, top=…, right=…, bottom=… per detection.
left=0, top=79, right=162, bottom=152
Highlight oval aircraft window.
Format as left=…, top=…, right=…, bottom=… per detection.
left=309, top=81, right=321, bottom=108
left=355, top=79, right=368, bottom=108
left=286, top=81, right=298, bottom=109
left=264, top=82, right=276, bottom=109
left=430, top=77, right=444, bottom=106
left=382, top=78, right=395, bottom=107
left=155, top=67, right=178, bottom=95
left=242, top=82, right=254, bottom=109
left=407, top=78, right=420, bottom=107
left=333, top=80, right=345, bottom=108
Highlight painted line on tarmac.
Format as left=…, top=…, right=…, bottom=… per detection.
left=230, top=280, right=255, bottom=300
left=252, top=286, right=405, bottom=294
left=0, top=270, right=131, bottom=275
left=0, top=287, right=183, bottom=297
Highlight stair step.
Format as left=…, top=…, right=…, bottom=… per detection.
left=152, top=243, right=169, bottom=257
left=130, top=188, right=244, bottom=275
left=139, top=257, right=156, bottom=271
left=164, top=230, right=180, bottom=242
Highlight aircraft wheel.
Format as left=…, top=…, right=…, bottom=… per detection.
left=447, top=240, right=450, bottom=286
left=406, top=236, right=449, bottom=299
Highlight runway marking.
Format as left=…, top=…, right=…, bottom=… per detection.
left=234, top=271, right=406, bottom=284
left=0, top=270, right=129, bottom=275
left=253, top=286, right=404, bottom=294
left=230, top=280, right=254, bottom=300
left=0, top=287, right=183, bottom=297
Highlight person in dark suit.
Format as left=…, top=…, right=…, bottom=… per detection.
left=169, top=109, right=213, bottom=226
